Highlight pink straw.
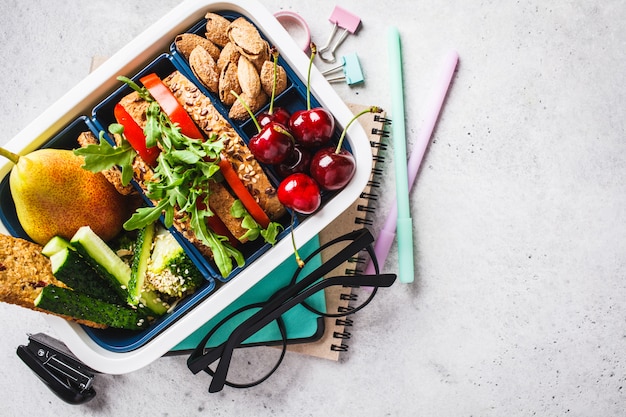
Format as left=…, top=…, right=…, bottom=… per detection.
left=364, top=50, right=459, bottom=278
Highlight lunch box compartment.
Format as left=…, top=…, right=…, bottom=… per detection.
left=0, top=115, right=222, bottom=352
left=168, top=11, right=296, bottom=125
left=0, top=116, right=98, bottom=239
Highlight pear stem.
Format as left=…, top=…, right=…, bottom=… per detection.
left=0, top=147, right=20, bottom=164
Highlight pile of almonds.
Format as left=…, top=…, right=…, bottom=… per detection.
left=175, top=13, right=288, bottom=121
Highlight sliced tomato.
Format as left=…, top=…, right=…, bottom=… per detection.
left=139, top=73, right=204, bottom=139
left=218, top=155, right=271, bottom=229
left=113, top=103, right=160, bottom=167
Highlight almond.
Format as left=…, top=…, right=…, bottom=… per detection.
left=228, top=91, right=268, bottom=121
left=204, top=12, right=231, bottom=47
left=237, top=55, right=261, bottom=98
left=260, top=60, right=288, bottom=97
left=219, top=61, right=241, bottom=106
left=247, top=41, right=270, bottom=72
left=217, top=42, right=240, bottom=73
left=175, top=33, right=221, bottom=62
left=228, top=17, right=266, bottom=57
left=189, top=45, right=219, bottom=93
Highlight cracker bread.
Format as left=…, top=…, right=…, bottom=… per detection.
left=0, top=234, right=107, bottom=329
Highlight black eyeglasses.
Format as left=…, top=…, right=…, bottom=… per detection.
left=187, top=228, right=397, bottom=393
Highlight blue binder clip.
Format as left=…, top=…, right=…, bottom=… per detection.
left=321, top=52, right=364, bottom=86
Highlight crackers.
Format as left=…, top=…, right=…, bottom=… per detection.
left=0, top=234, right=61, bottom=309
left=0, top=234, right=107, bottom=328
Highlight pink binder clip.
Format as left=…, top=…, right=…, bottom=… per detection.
left=318, top=6, right=362, bottom=64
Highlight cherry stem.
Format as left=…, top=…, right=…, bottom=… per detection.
left=269, top=48, right=279, bottom=115
left=0, top=147, right=20, bottom=165
left=231, top=90, right=261, bottom=133
left=273, top=124, right=295, bottom=143
left=335, top=106, right=383, bottom=154
left=289, top=212, right=305, bottom=268
left=305, top=43, right=317, bottom=111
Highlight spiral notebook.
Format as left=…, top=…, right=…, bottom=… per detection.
left=170, top=104, right=388, bottom=357
left=286, top=103, right=388, bottom=360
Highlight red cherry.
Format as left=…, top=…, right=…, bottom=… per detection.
left=248, top=122, right=294, bottom=164
left=289, top=107, right=335, bottom=148
left=277, top=173, right=321, bottom=214
left=276, top=144, right=312, bottom=178
left=309, top=147, right=356, bottom=191
left=258, top=107, right=291, bottom=127
left=288, top=43, right=335, bottom=148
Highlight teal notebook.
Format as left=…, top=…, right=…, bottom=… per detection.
left=170, top=236, right=326, bottom=352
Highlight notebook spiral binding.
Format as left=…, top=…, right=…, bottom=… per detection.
left=329, top=110, right=389, bottom=353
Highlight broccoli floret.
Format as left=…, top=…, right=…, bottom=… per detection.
left=145, top=228, right=204, bottom=298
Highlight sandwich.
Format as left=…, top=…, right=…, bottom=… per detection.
left=76, top=70, right=287, bottom=278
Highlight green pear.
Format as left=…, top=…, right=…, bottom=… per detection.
left=0, top=147, right=128, bottom=245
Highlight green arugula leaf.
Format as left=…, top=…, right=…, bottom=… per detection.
left=230, top=199, right=247, bottom=218
left=230, top=200, right=283, bottom=245
left=73, top=130, right=136, bottom=185
left=190, top=203, right=245, bottom=277
left=260, top=222, right=283, bottom=245
left=108, top=123, right=124, bottom=135
left=123, top=200, right=168, bottom=230
left=117, top=76, right=152, bottom=102
left=169, top=150, right=202, bottom=164
left=230, top=200, right=260, bottom=241
left=144, top=102, right=162, bottom=148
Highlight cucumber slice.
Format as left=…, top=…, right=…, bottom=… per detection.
left=70, top=226, right=133, bottom=304
left=136, top=289, right=169, bottom=316
left=49, top=248, right=123, bottom=304
left=35, top=285, right=149, bottom=330
left=70, top=226, right=168, bottom=316
left=129, top=222, right=156, bottom=303
left=41, top=236, right=73, bottom=257
left=130, top=223, right=169, bottom=316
